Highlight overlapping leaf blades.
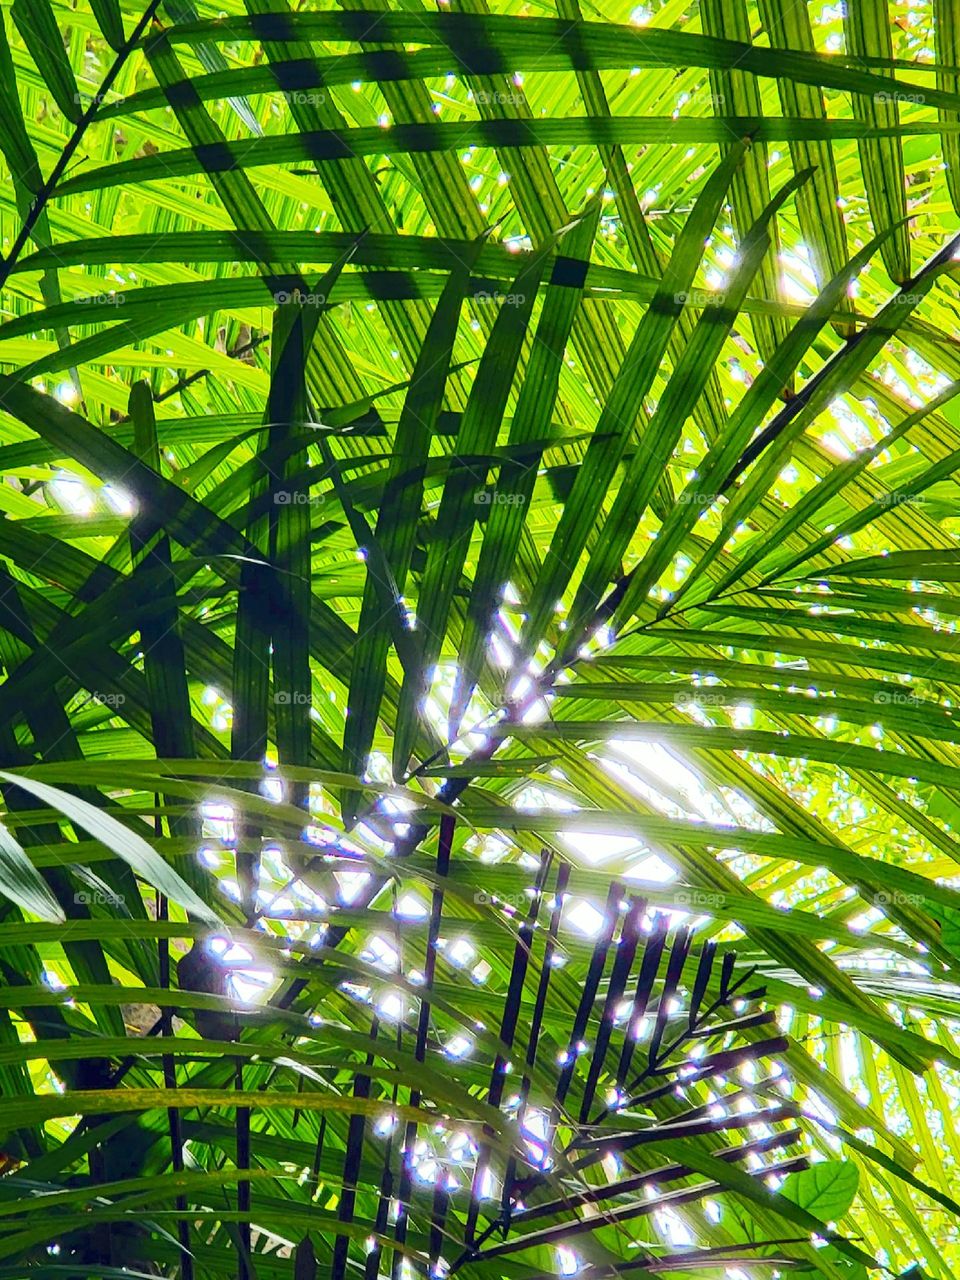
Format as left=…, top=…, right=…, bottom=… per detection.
left=1, top=2, right=960, bottom=1279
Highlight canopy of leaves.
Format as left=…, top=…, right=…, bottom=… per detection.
left=0, top=2, right=959, bottom=1279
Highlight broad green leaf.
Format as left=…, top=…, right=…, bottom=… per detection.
left=780, top=1160, right=860, bottom=1223
left=0, top=819, right=63, bottom=923
left=11, top=0, right=82, bottom=124
left=0, top=772, right=219, bottom=926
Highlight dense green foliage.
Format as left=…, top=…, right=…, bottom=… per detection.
left=2, top=1, right=960, bottom=1277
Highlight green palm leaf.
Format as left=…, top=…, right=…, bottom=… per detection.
left=2, top=3, right=960, bottom=1278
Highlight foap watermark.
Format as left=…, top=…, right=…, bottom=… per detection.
left=74, top=92, right=125, bottom=107
left=474, top=289, right=527, bottom=306
left=677, top=490, right=719, bottom=508
left=673, top=888, right=723, bottom=910
left=274, top=490, right=325, bottom=506
left=475, top=489, right=526, bottom=506
left=474, top=90, right=525, bottom=106
left=274, top=288, right=327, bottom=307
left=275, top=690, right=312, bottom=705
left=675, top=690, right=727, bottom=708
left=74, top=292, right=125, bottom=307
left=281, top=89, right=327, bottom=106
left=685, top=89, right=725, bottom=109
left=74, top=889, right=125, bottom=907
left=876, top=493, right=924, bottom=508
left=873, top=90, right=925, bottom=105
left=675, top=288, right=726, bottom=308
left=871, top=889, right=924, bottom=908
left=874, top=689, right=922, bottom=707
left=474, top=890, right=530, bottom=908
left=93, top=692, right=126, bottom=708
